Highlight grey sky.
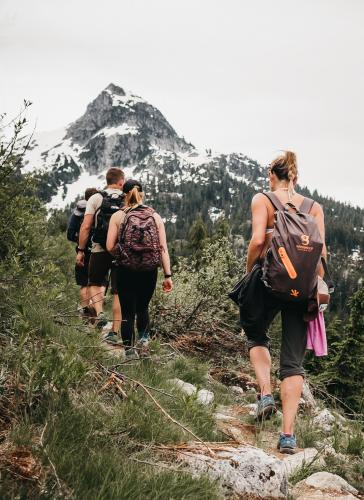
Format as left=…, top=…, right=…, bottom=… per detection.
left=1, top=0, right=363, bottom=207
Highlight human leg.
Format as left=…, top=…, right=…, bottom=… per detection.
left=135, top=269, right=158, bottom=339
left=116, top=267, right=137, bottom=346
left=110, top=267, right=122, bottom=333
left=249, top=346, right=272, bottom=396
left=88, top=252, right=113, bottom=317
left=75, top=256, right=90, bottom=309
left=279, top=306, right=308, bottom=436
left=112, top=293, right=122, bottom=333
left=79, top=286, right=89, bottom=308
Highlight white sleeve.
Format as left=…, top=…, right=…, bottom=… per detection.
left=85, top=193, right=102, bottom=216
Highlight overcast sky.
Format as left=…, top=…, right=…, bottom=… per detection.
left=1, top=0, right=363, bottom=207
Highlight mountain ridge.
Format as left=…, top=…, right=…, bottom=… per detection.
left=24, top=84, right=364, bottom=267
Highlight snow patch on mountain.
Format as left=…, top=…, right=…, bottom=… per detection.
left=47, top=164, right=136, bottom=211
left=23, top=128, right=67, bottom=172
left=93, top=124, right=139, bottom=138
left=209, top=207, right=225, bottom=222
left=104, top=87, right=146, bottom=110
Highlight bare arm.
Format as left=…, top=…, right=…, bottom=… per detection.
left=76, top=214, right=94, bottom=267
left=106, top=213, right=120, bottom=255
left=155, top=215, right=173, bottom=292
left=78, top=214, right=93, bottom=249
left=312, top=202, right=327, bottom=277
left=246, top=194, right=268, bottom=272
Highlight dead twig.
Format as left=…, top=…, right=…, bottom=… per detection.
left=39, top=422, right=65, bottom=494
left=99, top=364, right=176, bottom=399
left=132, top=379, right=215, bottom=457
left=98, top=374, right=128, bottom=399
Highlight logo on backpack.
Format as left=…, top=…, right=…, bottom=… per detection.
left=301, top=234, right=310, bottom=246
left=116, top=206, right=161, bottom=272
left=262, top=193, right=323, bottom=303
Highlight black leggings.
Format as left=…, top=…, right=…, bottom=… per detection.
left=116, top=267, right=158, bottom=346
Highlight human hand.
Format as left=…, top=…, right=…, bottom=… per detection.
left=76, top=251, right=85, bottom=267
left=162, top=277, right=173, bottom=292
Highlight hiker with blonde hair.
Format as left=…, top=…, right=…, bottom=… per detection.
left=106, top=179, right=173, bottom=359
left=244, top=151, right=328, bottom=453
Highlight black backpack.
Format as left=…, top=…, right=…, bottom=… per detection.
left=67, top=200, right=87, bottom=243
left=93, top=191, right=124, bottom=248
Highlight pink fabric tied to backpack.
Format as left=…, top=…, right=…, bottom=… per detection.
left=306, top=311, right=327, bottom=356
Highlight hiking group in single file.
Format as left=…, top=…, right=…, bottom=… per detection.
left=66, top=151, right=333, bottom=454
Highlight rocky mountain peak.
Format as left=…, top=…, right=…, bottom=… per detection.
left=104, top=83, right=126, bottom=96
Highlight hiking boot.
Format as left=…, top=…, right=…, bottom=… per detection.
left=138, top=333, right=151, bottom=345
left=95, top=312, right=108, bottom=330
left=256, top=394, right=277, bottom=421
left=125, top=347, right=139, bottom=360
left=103, top=331, right=123, bottom=346
left=277, top=433, right=297, bottom=454
left=137, top=333, right=151, bottom=357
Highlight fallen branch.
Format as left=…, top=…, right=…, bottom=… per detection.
left=99, top=364, right=176, bottom=399
left=39, top=422, right=68, bottom=495
left=132, top=379, right=215, bottom=457
left=97, top=364, right=214, bottom=456
left=98, top=374, right=128, bottom=399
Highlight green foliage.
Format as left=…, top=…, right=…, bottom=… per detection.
left=307, top=288, right=364, bottom=414
left=151, top=237, right=242, bottom=339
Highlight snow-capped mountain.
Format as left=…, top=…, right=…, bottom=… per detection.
left=24, top=83, right=267, bottom=214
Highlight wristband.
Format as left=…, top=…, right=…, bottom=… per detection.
left=76, top=247, right=85, bottom=253
left=164, top=274, right=172, bottom=279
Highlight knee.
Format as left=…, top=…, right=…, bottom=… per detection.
left=246, top=332, right=271, bottom=352
left=279, top=366, right=305, bottom=381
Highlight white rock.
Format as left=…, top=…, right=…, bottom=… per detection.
left=282, top=448, right=322, bottom=475
left=181, top=445, right=288, bottom=498
left=245, top=403, right=258, bottom=409
left=168, top=378, right=197, bottom=396
left=230, top=385, right=244, bottom=395
left=196, top=389, right=214, bottom=406
left=293, top=471, right=359, bottom=499
left=301, top=381, right=317, bottom=409
left=313, top=409, right=336, bottom=432
left=243, top=402, right=257, bottom=416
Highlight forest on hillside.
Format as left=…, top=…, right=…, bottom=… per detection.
left=1, top=107, right=363, bottom=498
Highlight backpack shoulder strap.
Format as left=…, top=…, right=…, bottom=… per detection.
left=300, top=197, right=315, bottom=214
left=263, top=192, right=285, bottom=211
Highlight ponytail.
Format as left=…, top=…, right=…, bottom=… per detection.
left=125, top=186, right=143, bottom=207
left=270, top=150, right=298, bottom=202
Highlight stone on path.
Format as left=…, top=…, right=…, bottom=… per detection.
left=292, top=471, right=359, bottom=499
left=282, top=448, right=322, bottom=476
left=180, top=443, right=288, bottom=499
left=196, top=389, right=214, bottom=406
left=313, top=409, right=336, bottom=432
left=230, top=385, right=245, bottom=395
left=168, top=378, right=197, bottom=396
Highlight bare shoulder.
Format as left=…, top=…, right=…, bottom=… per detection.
left=252, top=192, right=267, bottom=205
left=111, top=209, right=126, bottom=226
left=311, top=201, right=324, bottom=217
left=153, top=211, right=163, bottom=226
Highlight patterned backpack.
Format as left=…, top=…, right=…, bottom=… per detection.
left=117, top=205, right=161, bottom=272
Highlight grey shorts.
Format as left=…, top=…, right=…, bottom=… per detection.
left=243, top=291, right=308, bottom=381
